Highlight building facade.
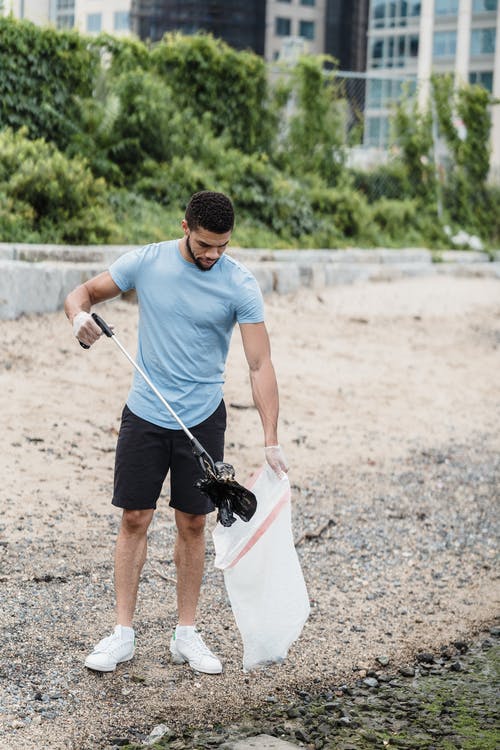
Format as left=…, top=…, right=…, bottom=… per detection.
left=1, top=1, right=370, bottom=64
left=130, top=0, right=267, bottom=54
left=1, top=0, right=132, bottom=35
left=264, top=0, right=327, bottom=60
left=325, top=0, right=369, bottom=71
left=365, top=0, right=500, bottom=154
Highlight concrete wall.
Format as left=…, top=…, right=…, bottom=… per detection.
left=0, top=244, right=498, bottom=320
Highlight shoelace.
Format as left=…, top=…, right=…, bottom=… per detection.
left=181, top=632, right=215, bottom=658
left=94, top=633, right=124, bottom=653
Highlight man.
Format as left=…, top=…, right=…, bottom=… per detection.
left=64, top=191, right=287, bottom=675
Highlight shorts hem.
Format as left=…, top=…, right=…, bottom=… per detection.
left=111, top=497, right=158, bottom=511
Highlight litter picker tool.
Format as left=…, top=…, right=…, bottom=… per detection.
left=83, top=313, right=257, bottom=527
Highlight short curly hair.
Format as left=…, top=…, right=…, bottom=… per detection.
left=185, top=191, right=235, bottom=233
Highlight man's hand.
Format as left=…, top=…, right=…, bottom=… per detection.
left=265, top=445, right=288, bottom=479
left=72, top=311, right=102, bottom=347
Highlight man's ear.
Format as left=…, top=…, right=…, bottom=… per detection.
left=181, top=219, right=189, bottom=234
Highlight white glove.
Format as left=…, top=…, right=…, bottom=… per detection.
left=265, top=445, right=288, bottom=479
left=72, top=311, right=102, bottom=347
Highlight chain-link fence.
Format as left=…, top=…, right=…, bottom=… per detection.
left=328, top=70, right=418, bottom=202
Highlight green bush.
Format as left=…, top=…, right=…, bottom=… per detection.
left=352, top=162, right=411, bottom=203
left=309, top=183, right=372, bottom=239
left=0, top=17, right=98, bottom=149
left=0, top=192, right=37, bottom=242
left=0, top=129, right=116, bottom=243
left=151, top=33, right=275, bottom=154
left=275, top=57, right=346, bottom=186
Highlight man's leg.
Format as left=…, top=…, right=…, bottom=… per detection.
left=173, top=509, right=206, bottom=624
left=85, top=507, right=154, bottom=672
left=115, top=508, right=155, bottom=626
left=170, top=509, right=222, bottom=673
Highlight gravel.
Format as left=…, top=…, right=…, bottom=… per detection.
left=1, top=278, right=499, bottom=749
left=0, top=438, right=498, bottom=750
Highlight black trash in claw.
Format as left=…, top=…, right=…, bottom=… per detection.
left=196, top=461, right=257, bottom=527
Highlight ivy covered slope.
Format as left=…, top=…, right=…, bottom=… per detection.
left=0, top=16, right=498, bottom=247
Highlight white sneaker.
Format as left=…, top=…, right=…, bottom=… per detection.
left=170, top=629, right=222, bottom=674
left=84, top=625, right=135, bottom=672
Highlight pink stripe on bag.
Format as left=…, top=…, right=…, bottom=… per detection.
left=227, top=485, right=291, bottom=569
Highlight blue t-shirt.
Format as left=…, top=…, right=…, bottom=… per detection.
left=109, top=240, right=264, bottom=429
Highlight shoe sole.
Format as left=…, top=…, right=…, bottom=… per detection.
left=84, top=653, right=135, bottom=672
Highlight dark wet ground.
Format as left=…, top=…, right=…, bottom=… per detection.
left=114, top=627, right=499, bottom=750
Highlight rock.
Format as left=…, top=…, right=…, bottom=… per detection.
left=416, top=652, right=434, bottom=664
left=399, top=667, right=416, bottom=678
left=376, top=655, right=390, bottom=666
left=144, top=723, right=170, bottom=745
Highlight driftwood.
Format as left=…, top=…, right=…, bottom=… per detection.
left=294, top=518, right=335, bottom=547
left=149, top=563, right=177, bottom=584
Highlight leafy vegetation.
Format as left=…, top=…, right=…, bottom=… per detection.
left=0, top=17, right=497, bottom=248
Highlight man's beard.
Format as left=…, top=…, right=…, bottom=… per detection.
left=186, top=236, right=218, bottom=272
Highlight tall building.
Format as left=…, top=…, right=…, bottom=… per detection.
left=130, top=0, right=267, bottom=54
left=1, top=1, right=371, bottom=65
left=264, top=0, right=327, bottom=60
left=365, top=0, right=500, bottom=157
left=325, top=0, right=369, bottom=71
left=1, top=0, right=132, bottom=36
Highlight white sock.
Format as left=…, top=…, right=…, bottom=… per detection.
left=175, top=624, right=196, bottom=639
left=115, top=624, right=134, bottom=641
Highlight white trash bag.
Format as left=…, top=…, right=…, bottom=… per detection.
left=212, top=463, right=310, bottom=671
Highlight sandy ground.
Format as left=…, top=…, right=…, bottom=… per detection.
left=0, top=274, right=499, bottom=749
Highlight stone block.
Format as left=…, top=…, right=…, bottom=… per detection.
left=220, top=734, right=300, bottom=750
left=440, top=250, right=490, bottom=263
left=324, top=264, right=374, bottom=285
left=268, top=262, right=301, bottom=294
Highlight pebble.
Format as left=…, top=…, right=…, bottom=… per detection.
left=399, top=667, right=416, bottom=678
left=165, top=632, right=499, bottom=750
left=0, top=440, right=498, bottom=747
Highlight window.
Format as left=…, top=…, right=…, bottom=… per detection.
left=277, top=0, right=291, bottom=3
left=472, top=0, right=497, bottom=11
left=367, top=79, right=383, bottom=108
left=469, top=71, right=493, bottom=91
left=114, top=11, right=130, bottom=31
left=435, top=0, right=458, bottom=13
left=409, top=34, right=419, bottom=56
left=56, top=0, right=74, bottom=9
left=366, top=116, right=390, bottom=147
left=300, top=0, right=316, bottom=5
left=87, top=13, right=101, bottom=33
left=373, top=0, right=386, bottom=28
left=370, top=33, right=418, bottom=67
left=371, top=38, right=385, bottom=67
left=433, top=30, right=457, bottom=57
left=471, top=28, right=496, bottom=54
left=372, top=1, right=422, bottom=28
left=56, top=14, right=74, bottom=28
left=299, top=20, right=315, bottom=40
left=275, top=17, right=291, bottom=36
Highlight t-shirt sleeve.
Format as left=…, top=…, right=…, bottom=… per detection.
left=109, top=245, right=149, bottom=292
left=235, top=272, right=265, bottom=324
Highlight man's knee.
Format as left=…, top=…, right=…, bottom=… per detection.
left=120, top=508, right=154, bottom=535
left=175, top=510, right=206, bottom=540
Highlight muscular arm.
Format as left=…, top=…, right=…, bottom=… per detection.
left=64, top=271, right=122, bottom=321
left=64, top=271, right=122, bottom=345
left=239, top=322, right=280, bottom=447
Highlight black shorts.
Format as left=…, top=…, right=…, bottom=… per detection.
left=112, top=400, right=226, bottom=514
